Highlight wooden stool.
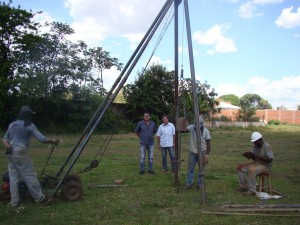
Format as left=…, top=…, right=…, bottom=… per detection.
left=257, top=171, right=272, bottom=194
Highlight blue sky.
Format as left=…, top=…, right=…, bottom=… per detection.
left=7, top=0, right=300, bottom=109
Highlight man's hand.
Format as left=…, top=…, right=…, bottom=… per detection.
left=48, top=138, right=60, bottom=145
left=204, top=154, right=209, bottom=164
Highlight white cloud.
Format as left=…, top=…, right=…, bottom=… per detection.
left=238, top=0, right=282, bottom=19
left=253, top=0, right=283, bottom=5
left=216, top=75, right=300, bottom=109
left=102, top=66, right=122, bottom=90
left=65, top=0, right=165, bottom=46
left=193, top=24, right=237, bottom=55
left=238, top=2, right=261, bottom=19
left=275, top=6, right=300, bottom=29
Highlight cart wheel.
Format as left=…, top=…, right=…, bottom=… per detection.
left=61, top=180, right=83, bottom=201
left=63, top=174, right=81, bottom=185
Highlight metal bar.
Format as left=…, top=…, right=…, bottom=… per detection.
left=201, top=211, right=300, bottom=217
left=174, top=0, right=181, bottom=192
left=183, top=0, right=206, bottom=205
left=223, top=208, right=300, bottom=212
left=40, top=144, right=56, bottom=175
left=222, top=204, right=300, bottom=208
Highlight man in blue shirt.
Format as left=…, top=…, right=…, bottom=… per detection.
left=156, top=115, right=176, bottom=172
left=135, top=112, right=157, bottom=175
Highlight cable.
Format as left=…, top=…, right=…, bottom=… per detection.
left=140, top=4, right=175, bottom=77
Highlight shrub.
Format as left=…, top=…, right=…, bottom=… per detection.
left=212, top=115, right=231, bottom=121
left=268, top=119, right=280, bottom=125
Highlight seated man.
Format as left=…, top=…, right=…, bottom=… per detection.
left=237, top=132, right=273, bottom=196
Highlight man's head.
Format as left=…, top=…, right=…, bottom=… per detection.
left=143, top=112, right=150, bottom=121
left=162, top=115, right=169, bottom=125
left=194, top=116, right=204, bottom=127
left=18, top=106, right=35, bottom=126
left=251, top=132, right=263, bottom=147
left=20, top=106, right=36, bottom=114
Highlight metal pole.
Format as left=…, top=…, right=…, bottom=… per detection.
left=174, top=0, right=181, bottom=192
left=183, top=0, right=206, bottom=205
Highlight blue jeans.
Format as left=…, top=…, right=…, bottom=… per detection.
left=160, top=147, right=176, bottom=171
left=140, top=144, right=154, bottom=171
left=186, top=151, right=206, bottom=186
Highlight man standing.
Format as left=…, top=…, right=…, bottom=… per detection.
left=237, top=132, right=273, bottom=196
left=156, top=115, right=176, bottom=172
left=185, top=116, right=211, bottom=189
left=135, top=112, right=157, bottom=175
left=2, top=106, right=59, bottom=208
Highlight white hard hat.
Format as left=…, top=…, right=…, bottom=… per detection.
left=251, top=132, right=262, bottom=142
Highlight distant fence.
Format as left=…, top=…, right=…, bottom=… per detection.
left=214, top=109, right=300, bottom=125
left=207, top=121, right=266, bottom=128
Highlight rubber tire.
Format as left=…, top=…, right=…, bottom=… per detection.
left=63, top=174, right=81, bottom=185
left=61, top=180, right=83, bottom=201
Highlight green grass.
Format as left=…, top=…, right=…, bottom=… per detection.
left=0, top=125, right=300, bottom=225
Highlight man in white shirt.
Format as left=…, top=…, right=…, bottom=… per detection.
left=185, top=116, right=211, bottom=189
left=156, top=115, right=176, bottom=172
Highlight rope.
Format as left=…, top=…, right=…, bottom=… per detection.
left=140, top=4, right=175, bottom=77
left=80, top=134, right=113, bottom=173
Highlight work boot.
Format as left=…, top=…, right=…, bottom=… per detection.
left=185, top=184, right=192, bottom=189
left=237, top=187, right=248, bottom=192
left=148, top=170, right=155, bottom=175
left=40, top=194, right=51, bottom=204
left=243, top=191, right=256, bottom=196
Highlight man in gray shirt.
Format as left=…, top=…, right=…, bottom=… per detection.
left=3, top=106, right=59, bottom=208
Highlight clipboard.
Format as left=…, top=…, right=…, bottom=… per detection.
left=242, top=151, right=254, bottom=159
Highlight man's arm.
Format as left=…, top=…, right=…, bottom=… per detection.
left=254, top=154, right=273, bottom=162
left=3, top=139, right=11, bottom=149
left=206, top=139, right=211, bottom=155
left=157, top=136, right=161, bottom=149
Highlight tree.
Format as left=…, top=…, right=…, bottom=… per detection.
left=179, top=78, right=219, bottom=121
left=240, top=94, right=272, bottom=109
left=235, top=93, right=270, bottom=121
left=123, top=64, right=219, bottom=123
left=235, top=100, right=256, bottom=121
left=218, top=94, right=240, bottom=106
left=0, top=2, right=123, bottom=130
left=297, top=104, right=300, bottom=110
left=0, top=0, right=40, bottom=125
left=123, top=64, right=175, bottom=122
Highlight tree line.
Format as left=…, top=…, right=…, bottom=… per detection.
left=1, top=1, right=222, bottom=132
left=1, top=1, right=273, bottom=133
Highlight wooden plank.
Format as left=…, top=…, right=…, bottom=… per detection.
left=201, top=211, right=300, bottom=217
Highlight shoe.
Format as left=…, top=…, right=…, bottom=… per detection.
left=40, top=194, right=50, bottom=204
left=197, top=185, right=202, bottom=190
left=8, top=202, right=24, bottom=213
left=139, top=171, right=145, bottom=175
left=243, top=191, right=256, bottom=196
left=185, top=184, right=192, bottom=189
left=162, top=169, right=168, bottom=173
left=148, top=170, right=155, bottom=175
left=237, top=187, right=248, bottom=192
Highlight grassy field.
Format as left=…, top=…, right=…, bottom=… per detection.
left=0, top=125, right=300, bottom=225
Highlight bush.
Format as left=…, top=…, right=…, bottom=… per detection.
left=268, top=119, right=280, bottom=125
left=212, top=115, right=232, bottom=121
